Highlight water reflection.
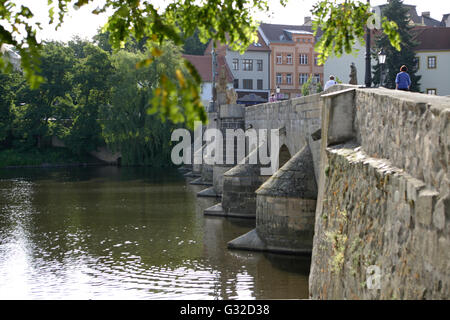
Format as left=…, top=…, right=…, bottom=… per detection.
left=0, top=167, right=310, bottom=299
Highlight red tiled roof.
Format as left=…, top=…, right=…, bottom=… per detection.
left=413, top=27, right=450, bottom=51
left=203, top=30, right=270, bottom=55
left=258, top=23, right=323, bottom=43
left=182, top=54, right=233, bottom=82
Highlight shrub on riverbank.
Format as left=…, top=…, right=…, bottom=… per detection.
left=0, top=147, right=101, bottom=168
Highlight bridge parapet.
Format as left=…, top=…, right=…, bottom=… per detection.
left=310, top=88, right=449, bottom=299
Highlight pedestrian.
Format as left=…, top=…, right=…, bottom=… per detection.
left=395, top=65, right=411, bottom=91
left=324, top=75, right=337, bottom=91
left=269, top=93, right=276, bottom=102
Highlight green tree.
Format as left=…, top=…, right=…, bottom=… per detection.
left=93, top=29, right=147, bottom=54
left=0, top=71, right=22, bottom=147
left=312, top=0, right=401, bottom=65
left=1, top=0, right=402, bottom=128
left=371, top=0, right=421, bottom=91
left=100, top=43, right=183, bottom=166
left=14, top=41, right=76, bottom=148
left=301, top=76, right=322, bottom=96
left=64, top=41, right=114, bottom=154
left=183, top=29, right=209, bottom=55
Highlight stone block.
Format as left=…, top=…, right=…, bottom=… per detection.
left=406, top=177, right=426, bottom=202
left=415, top=189, right=439, bottom=226
left=433, top=196, right=448, bottom=230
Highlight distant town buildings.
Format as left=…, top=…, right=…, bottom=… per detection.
left=441, top=14, right=450, bottom=27
left=203, top=31, right=271, bottom=105
left=186, top=21, right=323, bottom=106
left=373, top=3, right=442, bottom=28
left=414, top=27, right=450, bottom=96
left=182, top=54, right=233, bottom=107
left=324, top=3, right=450, bottom=96
left=258, top=23, right=324, bottom=100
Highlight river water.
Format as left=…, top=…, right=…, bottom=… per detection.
left=0, top=166, right=310, bottom=299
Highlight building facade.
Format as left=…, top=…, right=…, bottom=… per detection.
left=204, top=32, right=271, bottom=105
left=324, top=3, right=450, bottom=96
left=182, top=54, right=233, bottom=107
left=441, top=14, right=450, bottom=27
left=258, top=23, right=324, bottom=100
left=414, top=27, right=450, bottom=96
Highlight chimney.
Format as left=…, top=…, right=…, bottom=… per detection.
left=304, top=16, right=312, bottom=25
left=422, top=11, right=430, bottom=18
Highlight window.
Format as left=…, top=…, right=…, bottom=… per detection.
left=276, top=73, right=282, bottom=84
left=427, top=56, right=437, bottom=69
left=314, top=73, right=320, bottom=84
left=243, top=79, right=253, bottom=89
left=243, top=59, right=253, bottom=71
left=299, top=73, right=309, bottom=85
left=257, top=79, right=263, bottom=90
left=276, top=54, right=282, bottom=64
left=416, top=57, right=420, bottom=70
left=232, top=59, right=239, bottom=70
left=427, top=89, right=437, bottom=95
left=299, top=54, right=308, bottom=65
left=233, top=79, right=239, bottom=89
left=286, top=54, right=293, bottom=64
left=257, top=59, right=263, bottom=71
left=286, top=73, right=292, bottom=84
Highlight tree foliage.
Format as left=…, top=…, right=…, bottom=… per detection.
left=1, top=0, right=403, bottom=127
left=1, top=37, right=185, bottom=166
left=100, top=43, right=183, bottom=166
left=312, top=0, right=401, bottom=64
left=14, top=41, right=76, bottom=148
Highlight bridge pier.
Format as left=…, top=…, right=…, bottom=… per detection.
left=186, top=84, right=449, bottom=299
left=228, top=144, right=318, bottom=254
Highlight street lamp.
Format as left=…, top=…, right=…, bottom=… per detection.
left=365, top=1, right=372, bottom=88
left=378, top=48, right=386, bottom=87
left=209, top=45, right=217, bottom=112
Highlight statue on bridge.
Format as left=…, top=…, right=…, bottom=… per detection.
left=216, top=65, right=237, bottom=105
left=349, top=62, right=358, bottom=85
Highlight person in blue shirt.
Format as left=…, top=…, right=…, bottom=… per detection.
left=395, top=65, right=411, bottom=91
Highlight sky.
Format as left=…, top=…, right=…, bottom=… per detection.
left=13, top=0, right=450, bottom=42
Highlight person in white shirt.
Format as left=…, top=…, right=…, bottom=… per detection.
left=324, top=75, right=337, bottom=91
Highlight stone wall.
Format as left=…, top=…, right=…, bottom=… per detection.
left=244, top=93, right=323, bottom=182
left=244, top=84, right=349, bottom=182
left=310, top=88, right=449, bottom=299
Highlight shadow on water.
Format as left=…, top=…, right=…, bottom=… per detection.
left=0, top=165, right=184, bottom=184
left=0, top=166, right=310, bottom=299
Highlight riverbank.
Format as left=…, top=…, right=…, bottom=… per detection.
left=0, top=147, right=107, bottom=168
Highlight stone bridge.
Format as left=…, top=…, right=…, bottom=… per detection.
left=184, top=85, right=449, bottom=299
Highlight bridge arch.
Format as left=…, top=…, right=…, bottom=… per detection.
left=278, top=144, right=291, bottom=169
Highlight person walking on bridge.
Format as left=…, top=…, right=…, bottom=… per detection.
left=395, top=65, right=411, bottom=91
left=324, top=75, right=337, bottom=91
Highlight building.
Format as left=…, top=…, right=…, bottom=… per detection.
left=258, top=23, right=324, bottom=100
left=1, top=44, right=21, bottom=71
left=373, top=2, right=441, bottom=28
left=182, top=54, right=233, bottom=107
left=324, top=2, right=450, bottom=95
left=324, top=26, right=450, bottom=96
left=414, top=27, right=450, bottom=96
left=204, top=31, right=271, bottom=105
left=441, top=14, right=450, bottom=27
